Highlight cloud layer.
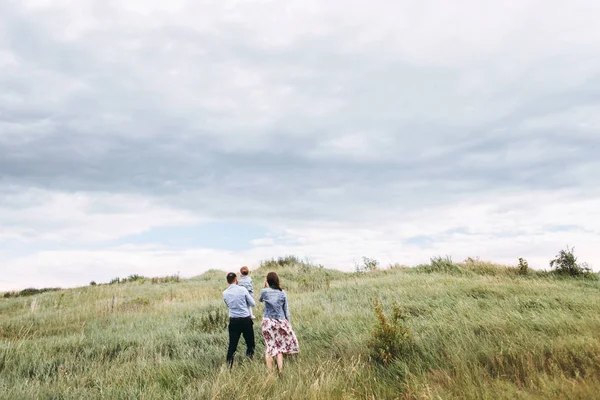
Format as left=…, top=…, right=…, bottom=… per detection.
left=1, top=0, right=599, bottom=289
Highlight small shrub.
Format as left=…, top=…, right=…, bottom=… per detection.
left=19, top=288, right=40, bottom=297
left=109, top=277, right=121, bottom=285
left=363, top=257, right=379, bottom=272
left=89, top=281, right=97, bottom=286
left=125, top=274, right=145, bottom=283
left=417, top=256, right=462, bottom=274
left=518, top=258, right=529, bottom=275
left=259, top=255, right=303, bottom=269
left=355, top=257, right=380, bottom=273
left=369, top=299, right=413, bottom=365
left=550, top=246, right=591, bottom=277
left=3, top=288, right=61, bottom=298
left=430, top=256, right=458, bottom=271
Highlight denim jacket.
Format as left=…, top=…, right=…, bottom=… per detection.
left=259, top=287, right=290, bottom=321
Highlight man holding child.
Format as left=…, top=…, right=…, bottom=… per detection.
left=222, top=270, right=255, bottom=368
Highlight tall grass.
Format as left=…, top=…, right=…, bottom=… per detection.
left=1, top=261, right=599, bottom=399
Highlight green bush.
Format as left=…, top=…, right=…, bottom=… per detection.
left=550, top=246, right=592, bottom=277
left=3, top=287, right=61, bottom=298
left=416, top=256, right=462, bottom=274
left=259, top=255, right=303, bottom=269
left=125, top=274, right=145, bottom=283
left=355, top=257, right=379, bottom=273
left=369, top=299, right=413, bottom=365
left=518, top=258, right=529, bottom=275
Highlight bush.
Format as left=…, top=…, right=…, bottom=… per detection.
left=109, top=277, right=121, bottom=285
left=3, top=287, right=61, bottom=298
left=416, top=256, right=462, bottom=274
left=90, top=281, right=97, bottom=286
left=259, top=255, right=304, bottom=269
left=369, top=299, right=413, bottom=365
left=518, top=258, right=529, bottom=275
left=125, top=274, right=145, bottom=283
left=550, top=246, right=591, bottom=277
left=355, top=257, right=379, bottom=273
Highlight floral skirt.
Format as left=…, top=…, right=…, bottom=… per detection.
left=261, top=318, right=300, bottom=357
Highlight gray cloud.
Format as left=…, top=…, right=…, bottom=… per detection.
left=1, top=0, right=600, bottom=288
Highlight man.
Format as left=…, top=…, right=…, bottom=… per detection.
left=223, top=272, right=256, bottom=367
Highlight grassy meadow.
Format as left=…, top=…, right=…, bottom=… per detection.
left=1, top=257, right=600, bottom=399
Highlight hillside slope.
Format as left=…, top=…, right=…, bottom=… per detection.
left=1, top=262, right=600, bottom=399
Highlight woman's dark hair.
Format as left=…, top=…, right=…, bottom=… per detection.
left=266, top=272, right=282, bottom=291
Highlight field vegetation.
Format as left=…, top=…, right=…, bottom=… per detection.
left=1, top=251, right=599, bottom=399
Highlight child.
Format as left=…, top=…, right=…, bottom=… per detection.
left=238, top=266, right=255, bottom=319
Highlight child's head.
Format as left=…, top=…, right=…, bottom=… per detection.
left=240, top=266, right=249, bottom=276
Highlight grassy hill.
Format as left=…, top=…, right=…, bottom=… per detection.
left=1, top=258, right=599, bottom=399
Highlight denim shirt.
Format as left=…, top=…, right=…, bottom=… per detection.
left=259, top=287, right=290, bottom=321
left=238, top=276, right=254, bottom=295
left=223, top=284, right=255, bottom=318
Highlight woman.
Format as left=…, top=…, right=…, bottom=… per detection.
left=259, top=272, right=299, bottom=374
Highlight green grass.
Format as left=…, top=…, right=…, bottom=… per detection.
left=1, top=261, right=599, bottom=399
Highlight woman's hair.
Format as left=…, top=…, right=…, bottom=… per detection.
left=266, top=272, right=282, bottom=291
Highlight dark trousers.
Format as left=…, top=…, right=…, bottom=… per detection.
left=226, top=317, right=255, bottom=367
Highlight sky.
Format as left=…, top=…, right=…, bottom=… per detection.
left=1, top=0, right=599, bottom=290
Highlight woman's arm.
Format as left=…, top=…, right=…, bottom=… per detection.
left=283, top=292, right=290, bottom=321
left=259, top=288, right=265, bottom=303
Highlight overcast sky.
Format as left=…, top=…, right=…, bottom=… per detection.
left=1, top=0, right=599, bottom=290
